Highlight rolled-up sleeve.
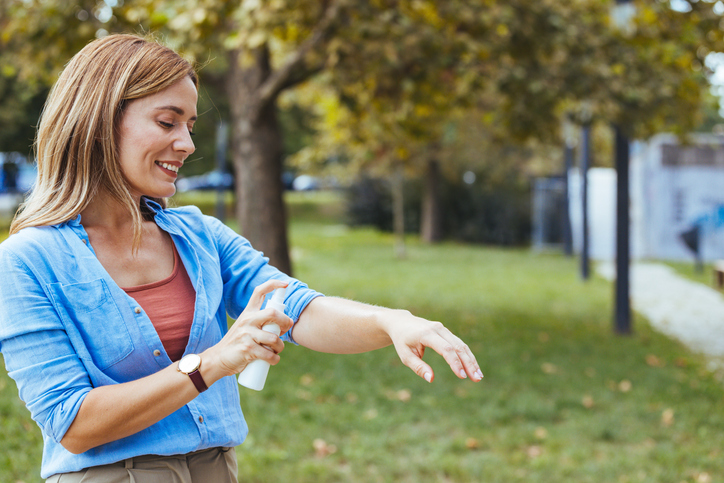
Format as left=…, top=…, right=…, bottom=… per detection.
left=0, top=249, right=91, bottom=443
left=207, top=216, right=323, bottom=344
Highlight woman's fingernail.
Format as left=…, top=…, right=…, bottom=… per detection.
left=424, top=372, right=432, bottom=382
left=460, top=370, right=467, bottom=378
left=477, top=370, right=484, bottom=379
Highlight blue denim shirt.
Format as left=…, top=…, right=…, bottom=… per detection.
left=0, top=201, right=322, bottom=478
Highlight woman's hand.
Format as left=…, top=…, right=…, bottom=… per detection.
left=292, top=297, right=482, bottom=383
left=383, top=310, right=483, bottom=383
left=204, top=280, right=293, bottom=379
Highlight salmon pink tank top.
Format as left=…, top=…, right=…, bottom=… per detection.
left=122, top=244, right=195, bottom=361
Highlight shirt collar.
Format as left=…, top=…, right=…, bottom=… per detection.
left=66, top=214, right=82, bottom=227
left=142, top=197, right=164, bottom=214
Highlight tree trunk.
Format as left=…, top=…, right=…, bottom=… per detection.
left=392, top=164, right=406, bottom=259
left=421, top=157, right=444, bottom=243
left=227, top=46, right=292, bottom=275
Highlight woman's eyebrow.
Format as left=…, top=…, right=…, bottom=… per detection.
left=154, top=105, right=198, bottom=121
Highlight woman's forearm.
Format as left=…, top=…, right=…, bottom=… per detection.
left=292, top=296, right=483, bottom=383
left=291, top=297, right=395, bottom=353
left=60, top=347, right=230, bottom=454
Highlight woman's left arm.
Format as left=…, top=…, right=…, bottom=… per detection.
left=291, top=297, right=483, bottom=383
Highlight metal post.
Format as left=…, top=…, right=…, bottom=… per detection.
left=611, top=0, right=634, bottom=335
left=581, top=124, right=591, bottom=280
left=614, top=126, right=631, bottom=334
left=563, top=143, right=574, bottom=257
left=215, top=121, right=228, bottom=222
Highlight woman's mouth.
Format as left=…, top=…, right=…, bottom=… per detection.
left=156, top=161, right=179, bottom=175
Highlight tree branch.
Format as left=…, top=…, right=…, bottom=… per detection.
left=255, top=0, right=341, bottom=109
left=276, top=61, right=326, bottom=92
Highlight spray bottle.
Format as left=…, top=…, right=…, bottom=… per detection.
left=238, top=287, right=286, bottom=391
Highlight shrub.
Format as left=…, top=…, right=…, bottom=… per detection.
left=345, top=171, right=531, bottom=245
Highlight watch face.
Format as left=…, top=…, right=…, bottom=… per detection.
left=179, top=354, right=201, bottom=374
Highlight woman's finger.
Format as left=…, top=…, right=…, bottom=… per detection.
left=254, top=328, right=285, bottom=355
left=422, top=327, right=483, bottom=381
left=244, top=280, right=289, bottom=314
left=395, top=343, right=435, bottom=382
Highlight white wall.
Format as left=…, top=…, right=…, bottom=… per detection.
left=568, top=134, right=724, bottom=262
left=568, top=167, right=617, bottom=260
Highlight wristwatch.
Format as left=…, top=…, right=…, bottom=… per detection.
left=177, top=354, right=208, bottom=393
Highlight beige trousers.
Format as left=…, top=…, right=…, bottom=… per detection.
left=46, top=447, right=238, bottom=483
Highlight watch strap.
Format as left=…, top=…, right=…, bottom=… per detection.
left=187, top=369, right=208, bottom=393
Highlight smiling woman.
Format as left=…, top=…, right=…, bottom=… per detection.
left=0, top=33, right=482, bottom=483
left=10, top=34, right=199, bottom=249
left=116, top=78, right=198, bottom=200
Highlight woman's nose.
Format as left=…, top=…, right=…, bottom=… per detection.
left=174, top=129, right=196, bottom=155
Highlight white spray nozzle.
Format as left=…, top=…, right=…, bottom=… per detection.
left=238, top=286, right=287, bottom=391
left=268, top=286, right=287, bottom=312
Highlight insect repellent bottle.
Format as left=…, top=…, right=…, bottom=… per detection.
left=238, top=287, right=286, bottom=391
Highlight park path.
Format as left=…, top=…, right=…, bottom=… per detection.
left=597, top=262, right=724, bottom=370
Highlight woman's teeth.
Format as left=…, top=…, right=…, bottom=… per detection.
left=157, top=162, right=179, bottom=173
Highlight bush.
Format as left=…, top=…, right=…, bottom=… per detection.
left=345, top=171, right=531, bottom=246
left=344, top=176, right=421, bottom=233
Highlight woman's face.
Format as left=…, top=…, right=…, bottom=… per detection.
left=117, top=76, right=197, bottom=200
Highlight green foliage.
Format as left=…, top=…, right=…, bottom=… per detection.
left=289, top=0, right=724, bottom=181
left=3, top=0, right=724, bottom=158
left=0, top=76, right=47, bottom=154
left=4, top=0, right=724, bottom=265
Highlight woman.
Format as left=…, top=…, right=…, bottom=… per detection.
left=0, top=34, right=483, bottom=482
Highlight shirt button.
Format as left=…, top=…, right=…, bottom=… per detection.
left=198, top=416, right=204, bottom=423
left=153, top=350, right=161, bottom=357
left=82, top=239, right=87, bottom=244
left=134, top=307, right=141, bottom=314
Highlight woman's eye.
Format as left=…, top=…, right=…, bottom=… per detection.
left=159, top=121, right=174, bottom=129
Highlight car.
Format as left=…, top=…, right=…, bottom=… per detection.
left=176, top=170, right=234, bottom=192
left=0, top=152, right=36, bottom=194
left=292, top=174, right=320, bottom=191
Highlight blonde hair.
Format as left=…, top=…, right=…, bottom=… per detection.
left=10, top=34, right=197, bottom=245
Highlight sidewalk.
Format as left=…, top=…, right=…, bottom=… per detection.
left=597, top=262, right=724, bottom=370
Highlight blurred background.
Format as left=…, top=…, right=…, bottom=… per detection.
left=4, top=0, right=724, bottom=273
left=3, top=1, right=724, bottom=482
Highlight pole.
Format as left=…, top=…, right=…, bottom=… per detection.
left=563, top=143, right=574, bottom=257
left=611, top=0, right=634, bottom=334
left=614, top=126, right=631, bottom=334
left=581, top=124, right=591, bottom=280
left=215, top=121, right=228, bottom=222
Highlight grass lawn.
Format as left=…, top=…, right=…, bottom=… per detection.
left=1, top=191, right=724, bottom=482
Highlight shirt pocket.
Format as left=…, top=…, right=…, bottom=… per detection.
left=48, top=279, right=134, bottom=370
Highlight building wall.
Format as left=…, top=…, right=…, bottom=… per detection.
left=636, top=134, right=724, bottom=262
left=568, top=134, right=724, bottom=262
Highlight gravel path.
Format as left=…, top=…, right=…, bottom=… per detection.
left=597, top=262, right=724, bottom=369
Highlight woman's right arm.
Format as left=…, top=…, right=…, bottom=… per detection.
left=62, top=279, right=292, bottom=454
left=0, top=248, right=290, bottom=454
left=63, top=279, right=291, bottom=454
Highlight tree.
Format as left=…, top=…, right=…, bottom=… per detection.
left=2, top=0, right=492, bottom=272
left=3, top=0, right=724, bottom=267
left=286, top=1, right=492, bottom=248
left=0, top=1, right=104, bottom=155
left=289, top=0, right=724, bottom=244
